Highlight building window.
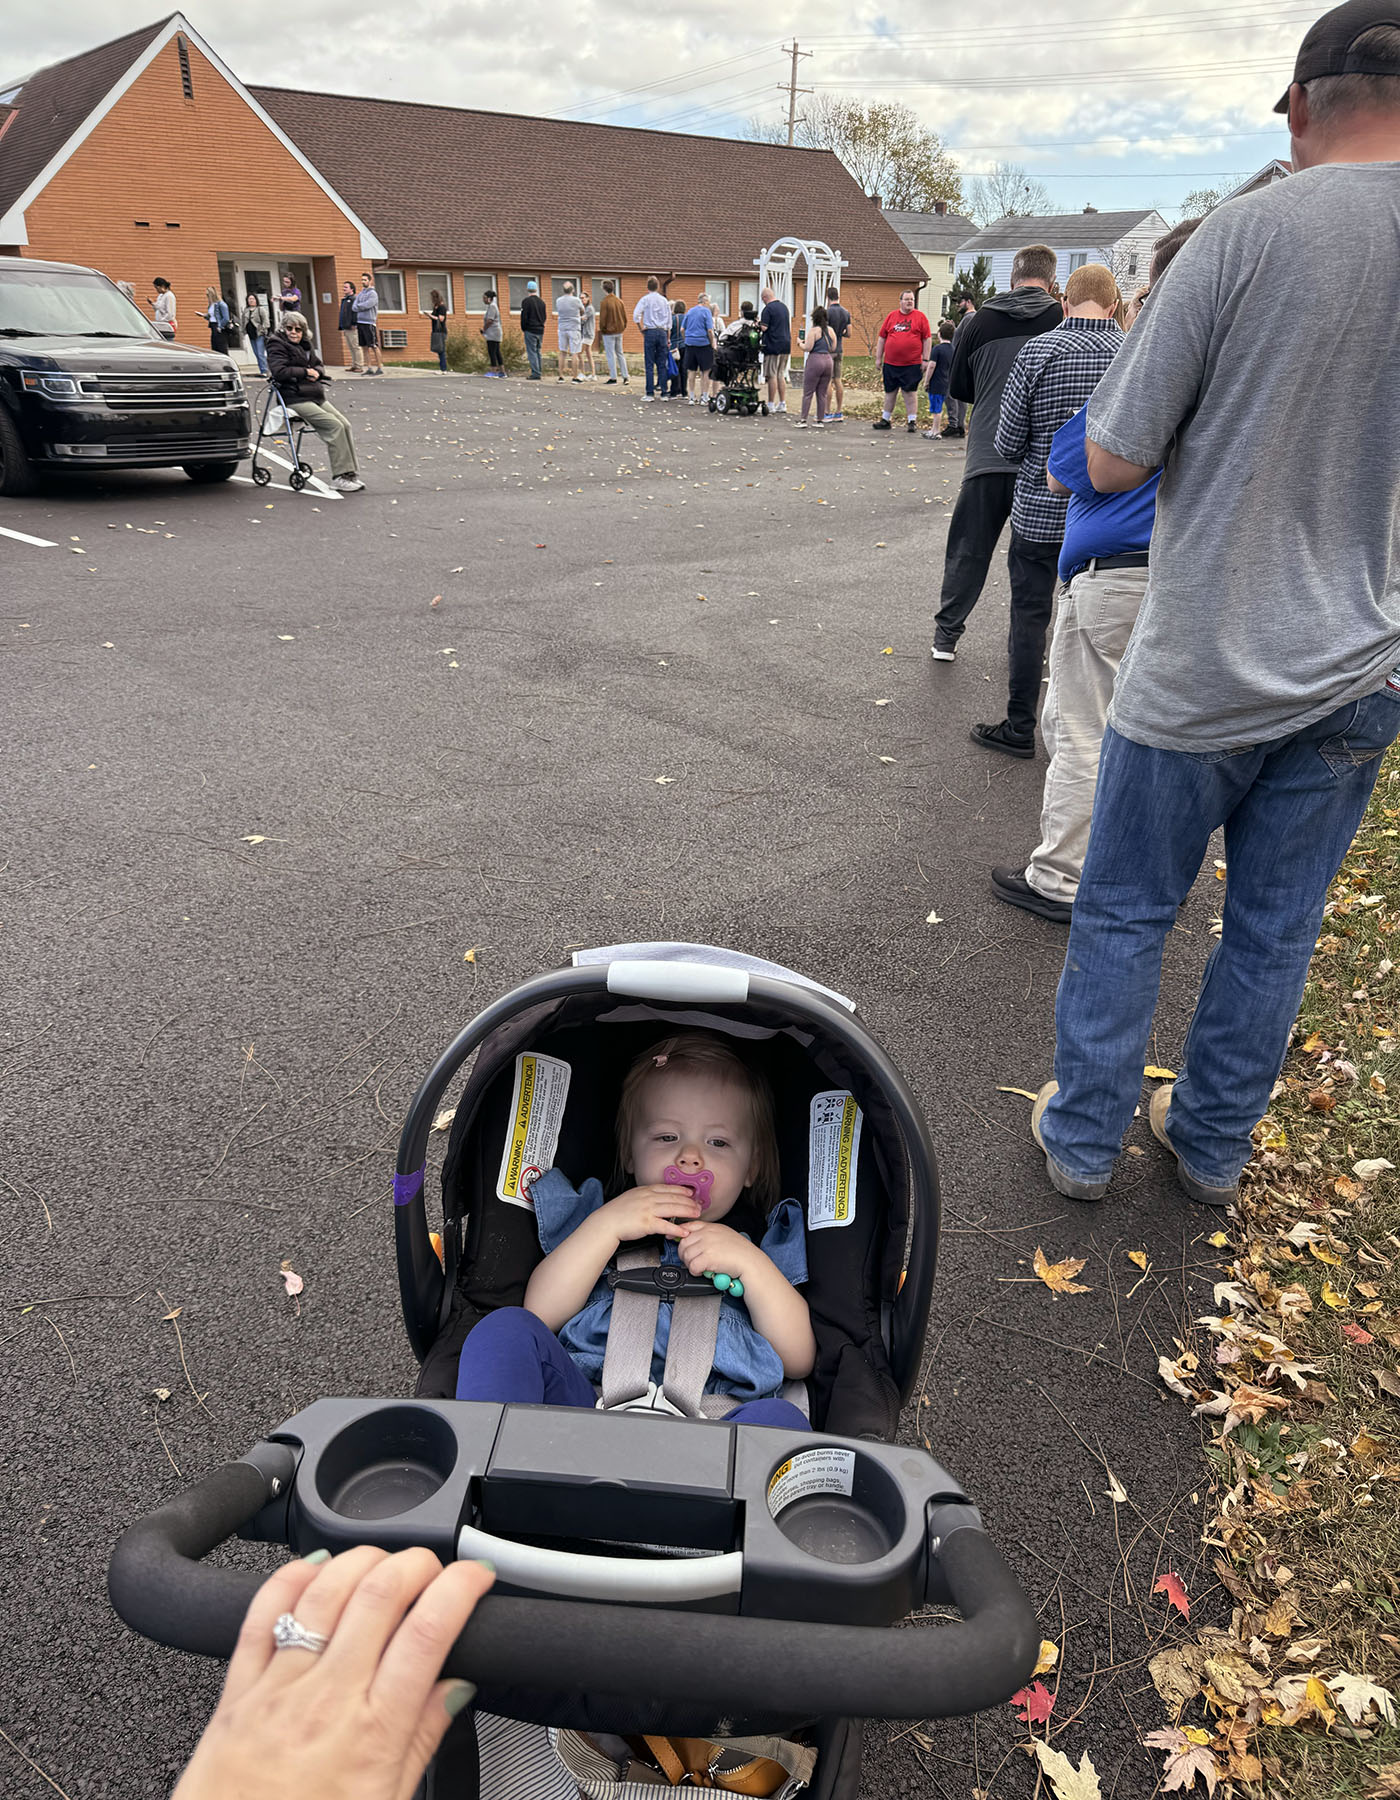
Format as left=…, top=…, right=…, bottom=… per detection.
left=165, top=222, right=180, bottom=229
left=461, top=273, right=496, bottom=313
left=417, top=272, right=452, bottom=313
left=738, top=278, right=760, bottom=311
left=550, top=276, right=584, bottom=307
left=590, top=276, right=621, bottom=306
left=373, top=271, right=405, bottom=312
left=1069, top=252, right=1087, bottom=271
left=705, top=280, right=731, bottom=313
left=135, top=220, right=150, bottom=228
left=1126, top=252, right=1139, bottom=278
left=508, top=274, right=539, bottom=310
left=177, top=36, right=194, bottom=99
left=948, top=255, right=955, bottom=273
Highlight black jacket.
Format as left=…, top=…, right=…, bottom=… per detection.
left=520, top=294, right=546, bottom=333
left=338, top=295, right=356, bottom=330
left=266, top=330, right=329, bottom=399
left=948, top=286, right=1062, bottom=478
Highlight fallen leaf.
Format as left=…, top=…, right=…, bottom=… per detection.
left=654, top=775, right=676, bottom=785
left=1302, top=1031, right=1328, bottom=1052
left=1334, top=1175, right=1365, bottom=1201
left=1144, top=1065, right=1177, bottom=1080
left=431, top=1105, right=458, bottom=1133
left=1363, top=1762, right=1400, bottom=1798
left=1033, top=1246, right=1091, bottom=1295
left=430, top=595, right=443, bottom=607
left=1128, top=1249, right=1149, bottom=1270
left=925, top=910, right=943, bottom=925
left=881, top=646, right=893, bottom=654
left=1154, top=1571, right=1190, bottom=1619
left=1149, top=1642, right=1208, bottom=1713
left=1321, top=1281, right=1349, bottom=1310
left=1033, top=1639, right=1060, bottom=1677
left=1355, top=1158, right=1395, bottom=1181
left=276, top=634, right=295, bottom=641
left=873, top=698, right=891, bottom=706
left=1010, top=1679, right=1055, bottom=1724
left=878, top=755, right=896, bottom=764
left=1342, top=1321, right=1375, bottom=1344
left=280, top=1266, right=304, bottom=1298
left=152, top=1387, right=172, bottom=1402
left=1031, top=1741, right=1102, bottom=1800
left=1351, top=1428, right=1382, bottom=1458
left=1142, top=1727, right=1219, bottom=1794
left=1376, top=1369, right=1400, bottom=1401
left=162, top=1306, right=182, bottom=1322
left=1104, top=1469, right=1128, bottom=1503
left=1308, top=1087, right=1338, bottom=1112
left=1207, top=1231, right=1230, bottom=1248
left=998, top=1085, right=1040, bottom=1100
left=463, top=948, right=478, bottom=964
left=242, top=835, right=267, bottom=846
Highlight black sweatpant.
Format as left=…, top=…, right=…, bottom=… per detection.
left=1004, top=530, right=1061, bottom=739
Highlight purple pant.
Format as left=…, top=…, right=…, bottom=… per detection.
left=801, top=351, right=833, bottom=421
left=455, top=1306, right=810, bottom=1429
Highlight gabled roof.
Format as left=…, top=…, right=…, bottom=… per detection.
left=957, top=209, right=1164, bottom=253
left=251, top=86, right=927, bottom=282
left=882, top=208, right=978, bottom=256
left=0, top=14, right=386, bottom=256
left=1225, top=160, right=1292, bottom=200
left=0, top=15, right=172, bottom=225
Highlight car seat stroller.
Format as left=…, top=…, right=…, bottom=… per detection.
left=108, top=945, right=1038, bottom=1800
left=249, top=379, right=317, bottom=490
left=709, top=327, right=765, bottom=416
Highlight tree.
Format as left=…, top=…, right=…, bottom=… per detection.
left=747, top=97, right=964, bottom=214
left=1174, top=177, right=1250, bottom=221
left=948, top=254, right=995, bottom=312
left=967, top=161, right=1052, bottom=227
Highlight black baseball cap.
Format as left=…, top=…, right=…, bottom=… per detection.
left=1274, top=0, right=1400, bottom=110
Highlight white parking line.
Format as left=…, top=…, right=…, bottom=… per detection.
left=252, top=443, right=342, bottom=500
left=0, top=524, right=58, bottom=547
left=231, top=474, right=341, bottom=500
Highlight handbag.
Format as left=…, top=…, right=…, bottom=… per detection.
left=665, top=349, right=679, bottom=380
left=550, top=1728, right=814, bottom=1797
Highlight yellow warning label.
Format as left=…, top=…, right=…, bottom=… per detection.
left=495, top=1052, right=571, bottom=1208
left=808, top=1090, right=861, bottom=1230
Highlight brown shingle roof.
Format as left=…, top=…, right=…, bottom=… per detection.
left=0, top=15, right=174, bottom=223
left=250, top=86, right=926, bottom=283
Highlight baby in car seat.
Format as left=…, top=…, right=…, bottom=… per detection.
left=455, top=1031, right=814, bottom=1429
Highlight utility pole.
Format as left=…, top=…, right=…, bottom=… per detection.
left=778, top=41, right=812, bottom=146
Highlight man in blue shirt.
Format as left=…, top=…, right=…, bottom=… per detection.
left=681, top=293, right=718, bottom=404
left=991, top=217, right=1202, bottom=923
left=759, top=287, right=791, bottom=414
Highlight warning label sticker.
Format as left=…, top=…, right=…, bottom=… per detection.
left=808, top=1090, right=861, bottom=1230
left=496, top=1053, right=572, bottom=1209
left=766, top=1447, right=857, bottom=1516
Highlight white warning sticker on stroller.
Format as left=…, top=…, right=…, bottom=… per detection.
left=766, top=1447, right=856, bottom=1516
left=496, top=1052, right=572, bottom=1209
left=808, top=1090, right=861, bottom=1229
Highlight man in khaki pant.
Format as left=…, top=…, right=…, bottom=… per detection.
left=991, top=218, right=1203, bottom=923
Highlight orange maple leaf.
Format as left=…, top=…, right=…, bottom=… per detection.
left=1033, top=1245, right=1091, bottom=1295
left=1154, top=1572, right=1190, bottom=1619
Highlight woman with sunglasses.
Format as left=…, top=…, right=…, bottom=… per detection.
left=265, top=313, right=365, bottom=493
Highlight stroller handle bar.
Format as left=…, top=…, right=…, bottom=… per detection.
left=109, top=1459, right=1041, bottom=1720
left=395, top=961, right=939, bottom=1402
left=456, top=1523, right=743, bottom=1602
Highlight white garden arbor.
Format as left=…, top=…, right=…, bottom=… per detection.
left=755, top=236, right=849, bottom=332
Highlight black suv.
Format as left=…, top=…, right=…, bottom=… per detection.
left=0, top=256, right=251, bottom=495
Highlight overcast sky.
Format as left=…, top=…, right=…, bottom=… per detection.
left=7, top=1, right=1302, bottom=213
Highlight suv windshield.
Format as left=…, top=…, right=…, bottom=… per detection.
left=0, top=267, right=156, bottom=339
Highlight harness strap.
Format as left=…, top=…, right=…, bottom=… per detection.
left=599, top=1245, right=660, bottom=1410
left=598, top=1243, right=731, bottom=1420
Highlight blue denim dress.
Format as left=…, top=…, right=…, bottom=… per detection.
left=531, top=1169, right=808, bottom=1403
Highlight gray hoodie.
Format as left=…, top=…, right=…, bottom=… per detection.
left=947, top=286, right=1063, bottom=480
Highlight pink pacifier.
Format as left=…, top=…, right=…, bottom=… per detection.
left=664, top=1165, right=713, bottom=1211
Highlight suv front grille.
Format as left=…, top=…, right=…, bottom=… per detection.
left=83, top=370, right=242, bottom=410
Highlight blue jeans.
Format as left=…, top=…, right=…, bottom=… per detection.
left=1040, top=686, right=1400, bottom=1190
left=455, top=1306, right=810, bottom=1430
left=249, top=332, right=269, bottom=376
left=643, top=328, right=669, bottom=397
left=524, top=331, right=543, bottom=379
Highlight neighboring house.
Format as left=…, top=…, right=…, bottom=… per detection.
left=881, top=202, right=977, bottom=315
left=1223, top=160, right=1292, bottom=201
left=0, top=11, right=924, bottom=368
left=953, top=207, right=1171, bottom=292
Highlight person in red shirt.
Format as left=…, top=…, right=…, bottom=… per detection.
left=873, top=291, right=932, bottom=432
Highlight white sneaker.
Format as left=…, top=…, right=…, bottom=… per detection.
left=930, top=646, right=956, bottom=662
left=333, top=474, right=365, bottom=492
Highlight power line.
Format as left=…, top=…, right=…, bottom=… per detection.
left=800, top=0, right=1316, bottom=49
left=564, top=45, right=780, bottom=120
left=817, top=54, right=1289, bottom=89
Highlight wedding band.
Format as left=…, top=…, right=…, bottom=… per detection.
left=273, top=1611, right=330, bottom=1654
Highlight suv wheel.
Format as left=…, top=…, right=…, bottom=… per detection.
left=183, top=461, right=240, bottom=484
left=0, top=404, right=39, bottom=497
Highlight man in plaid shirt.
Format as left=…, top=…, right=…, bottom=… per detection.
left=970, top=264, right=1124, bottom=758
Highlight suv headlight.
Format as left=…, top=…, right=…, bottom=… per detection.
left=22, top=373, right=79, bottom=396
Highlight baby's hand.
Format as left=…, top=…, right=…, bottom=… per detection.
left=678, top=1222, right=757, bottom=1281
left=602, top=1184, right=702, bottom=1245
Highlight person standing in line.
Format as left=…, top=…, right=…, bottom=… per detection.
left=337, top=281, right=362, bottom=371
left=922, top=319, right=956, bottom=438
left=203, top=286, right=230, bottom=353
left=428, top=289, right=449, bottom=372
left=681, top=292, right=718, bottom=404
left=1031, top=0, right=1400, bottom=1213
left=822, top=285, right=851, bottom=421
left=795, top=306, right=836, bottom=426
left=930, top=246, right=1063, bottom=659
left=971, top=262, right=1124, bottom=759
left=943, top=295, right=978, bottom=437
left=243, top=288, right=271, bottom=375
left=278, top=273, right=301, bottom=322
left=481, top=290, right=505, bottom=376
left=669, top=299, right=686, bottom=396
left=758, top=285, right=791, bottom=414
left=265, top=312, right=365, bottom=492
left=520, top=280, right=546, bottom=379
left=598, top=281, right=629, bottom=384
left=554, top=280, right=582, bottom=381
left=578, top=288, right=597, bottom=380
left=872, top=290, right=931, bottom=432
left=150, top=277, right=177, bottom=339
left=991, top=220, right=1203, bottom=924
left=632, top=276, right=673, bottom=400
left=353, top=274, right=384, bottom=375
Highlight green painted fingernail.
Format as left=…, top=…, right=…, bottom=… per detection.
left=475, top=1558, right=496, bottom=1574
left=304, top=1548, right=331, bottom=1565
left=444, top=1681, right=477, bottom=1717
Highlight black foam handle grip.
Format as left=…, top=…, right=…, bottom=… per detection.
left=109, top=1470, right=1039, bottom=1719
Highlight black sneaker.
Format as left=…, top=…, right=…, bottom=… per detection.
left=872, top=418, right=892, bottom=431
left=907, top=418, right=918, bottom=433
left=991, top=865, right=1072, bottom=923
left=606, top=378, right=617, bottom=384
left=970, top=720, right=1035, bottom=759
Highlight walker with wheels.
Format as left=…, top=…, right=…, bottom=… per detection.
left=249, top=378, right=316, bottom=490
left=108, top=944, right=1038, bottom=1798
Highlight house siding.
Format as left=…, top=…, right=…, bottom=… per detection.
left=956, top=214, right=1170, bottom=292
left=18, top=35, right=365, bottom=360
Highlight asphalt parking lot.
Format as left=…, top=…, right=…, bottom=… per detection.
left=1, top=372, right=1226, bottom=1799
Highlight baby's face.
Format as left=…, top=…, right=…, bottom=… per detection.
left=627, top=1068, right=757, bottom=1219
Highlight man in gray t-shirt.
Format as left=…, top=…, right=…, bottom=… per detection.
left=1034, top=0, right=1400, bottom=1213
left=554, top=282, right=582, bottom=381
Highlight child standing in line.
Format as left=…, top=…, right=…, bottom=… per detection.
left=923, top=320, right=957, bottom=439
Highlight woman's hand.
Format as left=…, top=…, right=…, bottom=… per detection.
left=602, top=1183, right=702, bottom=1244
left=173, top=1548, right=494, bottom=1800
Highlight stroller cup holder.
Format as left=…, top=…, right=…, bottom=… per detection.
left=238, top=1397, right=974, bottom=1628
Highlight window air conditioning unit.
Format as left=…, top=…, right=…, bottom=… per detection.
left=380, top=329, right=408, bottom=349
